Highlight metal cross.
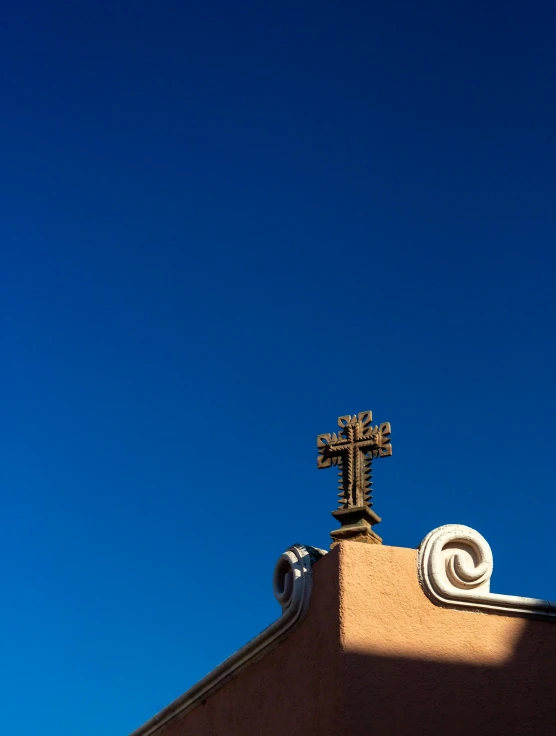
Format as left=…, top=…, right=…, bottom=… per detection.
left=317, top=410, right=392, bottom=513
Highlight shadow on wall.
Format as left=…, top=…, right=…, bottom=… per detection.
left=341, top=618, right=556, bottom=736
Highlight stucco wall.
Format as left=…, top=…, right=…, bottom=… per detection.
left=338, top=542, right=556, bottom=736
left=138, top=541, right=556, bottom=736
left=153, top=548, right=342, bottom=736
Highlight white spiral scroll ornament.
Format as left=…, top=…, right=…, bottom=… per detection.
left=273, top=544, right=326, bottom=617
left=418, top=524, right=556, bottom=618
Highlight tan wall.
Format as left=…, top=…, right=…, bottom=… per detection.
left=149, top=542, right=556, bottom=736
left=156, top=548, right=343, bottom=736
left=338, top=542, right=556, bottom=736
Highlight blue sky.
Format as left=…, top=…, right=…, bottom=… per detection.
left=1, top=1, right=555, bottom=733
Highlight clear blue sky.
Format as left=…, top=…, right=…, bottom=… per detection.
left=1, top=1, right=555, bottom=733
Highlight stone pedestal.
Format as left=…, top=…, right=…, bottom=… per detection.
left=330, top=506, right=382, bottom=548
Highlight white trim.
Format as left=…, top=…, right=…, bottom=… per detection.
left=129, top=543, right=326, bottom=736
left=418, top=524, right=556, bottom=618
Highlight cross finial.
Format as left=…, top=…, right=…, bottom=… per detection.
left=317, top=411, right=392, bottom=547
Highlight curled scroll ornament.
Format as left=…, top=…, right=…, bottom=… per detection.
left=130, top=543, right=326, bottom=736
left=418, top=524, right=556, bottom=618
left=273, top=543, right=326, bottom=616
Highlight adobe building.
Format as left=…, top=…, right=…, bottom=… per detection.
left=129, top=412, right=556, bottom=736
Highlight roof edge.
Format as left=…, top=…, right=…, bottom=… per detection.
left=128, top=543, right=326, bottom=736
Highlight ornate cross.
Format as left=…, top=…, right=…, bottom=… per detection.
left=317, top=411, right=392, bottom=547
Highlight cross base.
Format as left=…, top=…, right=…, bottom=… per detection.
left=330, top=506, right=382, bottom=549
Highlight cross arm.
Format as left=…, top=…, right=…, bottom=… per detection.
left=317, top=433, right=342, bottom=468
left=370, top=422, right=392, bottom=457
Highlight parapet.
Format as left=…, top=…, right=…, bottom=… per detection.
left=129, top=524, right=556, bottom=736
